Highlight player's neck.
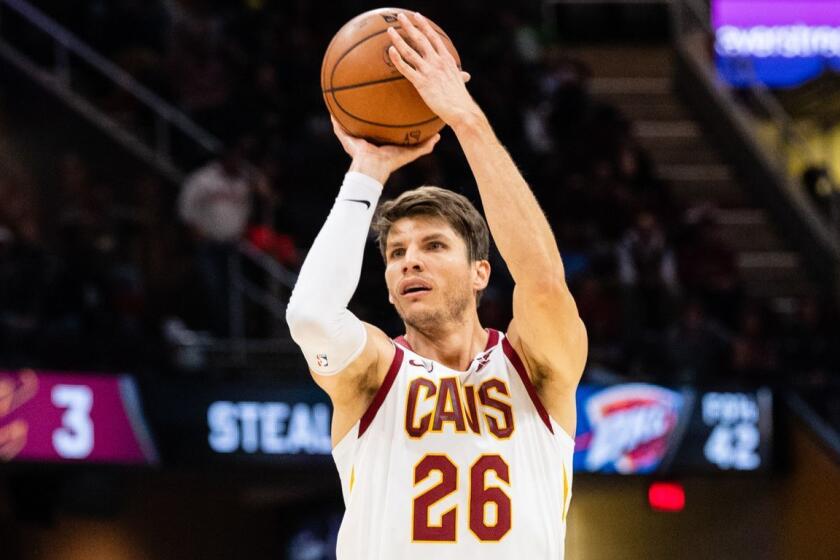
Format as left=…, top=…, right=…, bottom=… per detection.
left=403, top=311, right=488, bottom=372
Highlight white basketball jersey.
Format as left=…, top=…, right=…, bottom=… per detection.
left=332, top=329, right=575, bottom=559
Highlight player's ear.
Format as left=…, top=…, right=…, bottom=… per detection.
left=472, top=259, right=490, bottom=292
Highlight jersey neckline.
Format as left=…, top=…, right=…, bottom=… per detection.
left=393, top=328, right=499, bottom=367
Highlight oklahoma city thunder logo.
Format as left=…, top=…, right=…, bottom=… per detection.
left=577, top=384, right=682, bottom=474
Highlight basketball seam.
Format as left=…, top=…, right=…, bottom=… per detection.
left=329, top=27, right=397, bottom=92
left=322, top=74, right=407, bottom=93
left=330, top=96, right=441, bottom=128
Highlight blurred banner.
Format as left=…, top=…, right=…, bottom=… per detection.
left=713, top=0, right=840, bottom=87
left=144, top=379, right=772, bottom=475
left=1, top=370, right=774, bottom=474
left=143, top=380, right=333, bottom=468
left=0, top=370, right=158, bottom=464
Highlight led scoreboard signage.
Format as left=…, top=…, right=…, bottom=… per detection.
left=0, top=370, right=158, bottom=465
left=574, top=384, right=773, bottom=475
left=713, top=0, right=840, bottom=87
left=2, top=371, right=773, bottom=475
left=144, top=381, right=334, bottom=467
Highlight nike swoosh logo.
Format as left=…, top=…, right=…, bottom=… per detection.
left=343, top=199, right=371, bottom=209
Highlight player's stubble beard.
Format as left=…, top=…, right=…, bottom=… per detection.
left=396, top=281, right=472, bottom=339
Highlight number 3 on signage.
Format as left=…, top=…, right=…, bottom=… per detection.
left=52, top=385, right=94, bottom=459
left=413, top=454, right=512, bottom=542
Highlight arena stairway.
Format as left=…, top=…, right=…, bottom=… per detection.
left=567, top=45, right=819, bottom=309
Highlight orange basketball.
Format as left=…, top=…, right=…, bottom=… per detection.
left=321, top=8, right=460, bottom=146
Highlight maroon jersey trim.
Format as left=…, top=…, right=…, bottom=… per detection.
left=485, top=328, right=499, bottom=350
left=358, top=345, right=404, bottom=438
left=501, top=336, right=554, bottom=434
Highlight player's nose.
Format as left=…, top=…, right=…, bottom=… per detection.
left=401, top=246, right=424, bottom=273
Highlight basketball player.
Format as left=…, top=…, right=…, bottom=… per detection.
left=286, top=11, right=587, bottom=558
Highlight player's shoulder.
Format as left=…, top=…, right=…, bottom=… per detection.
left=351, top=322, right=400, bottom=397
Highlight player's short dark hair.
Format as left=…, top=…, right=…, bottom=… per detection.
left=372, top=186, right=489, bottom=262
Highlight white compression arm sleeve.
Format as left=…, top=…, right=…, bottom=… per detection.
left=285, top=171, right=383, bottom=375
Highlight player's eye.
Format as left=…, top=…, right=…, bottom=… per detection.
left=390, top=248, right=405, bottom=259
left=428, top=241, right=444, bottom=250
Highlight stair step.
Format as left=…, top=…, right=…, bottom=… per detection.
left=565, top=47, right=673, bottom=79
left=607, top=100, right=689, bottom=121
left=742, top=277, right=814, bottom=298
left=634, top=120, right=701, bottom=139
left=647, top=145, right=723, bottom=164
left=737, top=251, right=799, bottom=269
left=634, top=120, right=723, bottom=163
left=715, top=209, right=786, bottom=252
left=659, top=165, right=748, bottom=206
left=593, top=91, right=676, bottom=108
left=659, top=164, right=731, bottom=180
left=717, top=208, right=768, bottom=226
left=590, top=77, right=671, bottom=96
left=637, top=130, right=710, bottom=151
left=736, top=251, right=813, bottom=297
left=741, top=274, right=814, bottom=298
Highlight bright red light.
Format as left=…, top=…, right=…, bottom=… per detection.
left=648, top=482, right=685, bottom=512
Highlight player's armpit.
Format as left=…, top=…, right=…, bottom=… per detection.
left=311, top=323, right=396, bottom=446
left=507, top=283, right=587, bottom=431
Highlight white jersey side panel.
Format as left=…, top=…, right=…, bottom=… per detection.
left=332, top=330, right=575, bottom=560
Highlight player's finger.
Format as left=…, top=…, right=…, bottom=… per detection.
left=412, top=12, right=454, bottom=62
left=387, top=27, right=426, bottom=72
left=418, top=133, right=440, bottom=152
left=407, top=134, right=440, bottom=158
left=330, top=115, right=345, bottom=134
left=423, top=133, right=441, bottom=153
left=461, top=71, right=471, bottom=83
left=396, top=12, right=435, bottom=59
left=330, top=116, right=353, bottom=141
left=330, top=116, right=362, bottom=154
left=387, top=44, right=421, bottom=82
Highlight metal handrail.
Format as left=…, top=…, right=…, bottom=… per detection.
left=238, top=239, right=298, bottom=291
left=0, top=0, right=223, bottom=157
left=226, top=239, right=298, bottom=340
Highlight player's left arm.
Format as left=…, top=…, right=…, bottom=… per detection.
left=387, top=12, right=587, bottom=435
left=454, top=116, right=587, bottom=436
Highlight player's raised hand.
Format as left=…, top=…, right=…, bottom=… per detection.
left=387, top=12, right=477, bottom=128
left=331, top=116, right=440, bottom=185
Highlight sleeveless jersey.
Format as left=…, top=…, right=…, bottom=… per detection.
left=332, top=329, right=575, bottom=559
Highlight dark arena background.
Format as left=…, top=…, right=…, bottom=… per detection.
left=1, top=0, right=840, bottom=558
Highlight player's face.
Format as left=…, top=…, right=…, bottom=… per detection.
left=384, top=216, right=488, bottom=333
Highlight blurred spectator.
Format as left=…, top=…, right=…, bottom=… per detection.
left=664, top=299, right=731, bottom=385
left=572, top=275, right=622, bottom=365
left=677, top=204, right=742, bottom=327
left=167, top=4, right=238, bottom=134
left=731, top=303, right=779, bottom=383
left=617, top=211, right=680, bottom=331
left=178, top=137, right=271, bottom=336
left=801, top=165, right=834, bottom=220
left=778, top=295, right=840, bottom=384
left=49, top=154, right=114, bottom=335
left=0, top=163, right=51, bottom=356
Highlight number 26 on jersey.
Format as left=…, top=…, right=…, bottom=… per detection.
left=413, top=453, right=512, bottom=543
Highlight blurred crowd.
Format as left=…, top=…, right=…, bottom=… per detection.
left=0, top=0, right=838, bottom=388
